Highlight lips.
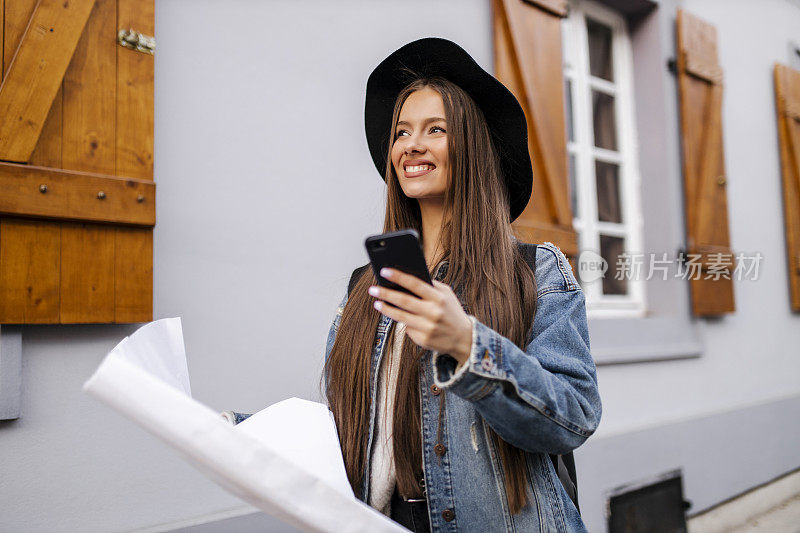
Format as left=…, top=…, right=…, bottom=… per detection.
left=403, top=159, right=436, bottom=178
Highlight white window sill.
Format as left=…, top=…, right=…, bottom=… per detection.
left=588, top=315, right=703, bottom=365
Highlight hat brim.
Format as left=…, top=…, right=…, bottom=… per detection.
left=364, top=37, right=533, bottom=221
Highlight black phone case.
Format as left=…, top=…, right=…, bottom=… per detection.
left=364, top=229, right=433, bottom=297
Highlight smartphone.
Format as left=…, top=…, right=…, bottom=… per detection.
left=364, top=229, right=433, bottom=297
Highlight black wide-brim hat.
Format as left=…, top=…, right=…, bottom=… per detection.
left=364, top=37, right=533, bottom=221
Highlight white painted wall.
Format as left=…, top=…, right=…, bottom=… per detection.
left=1, top=0, right=798, bottom=531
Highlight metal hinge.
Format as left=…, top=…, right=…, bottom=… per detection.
left=117, top=28, right=155, bottom=55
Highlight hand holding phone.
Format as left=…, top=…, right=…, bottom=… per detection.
left=364, top=229, right=433, bottom=297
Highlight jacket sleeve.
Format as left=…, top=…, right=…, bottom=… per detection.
left=432, top=287, right=601, bottom=455
left=324, top=291, right=348, bottom=365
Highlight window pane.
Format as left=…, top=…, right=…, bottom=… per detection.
left=599, top=235, right=628, bottom=295
left=568, top=153, right=577, bottom=216
left=565, top=79, right=574, bottom=142
left=595, top=160, right=622, bottom=223
left=592, top=90, right=617, bottom=150
left=587, top=19, right=614, bottom=81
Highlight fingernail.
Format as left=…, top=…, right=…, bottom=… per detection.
left=368, top=286, right=379, bottom=296
left=380, top=268, right=392, bottom=278
left=374, top=301, right=382, bottom=310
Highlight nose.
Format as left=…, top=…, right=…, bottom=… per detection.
left=404, top=133, right=427, bottom=155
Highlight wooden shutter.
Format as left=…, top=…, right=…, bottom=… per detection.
left=492, top=0, right=579, bottom=259
left=675, top=9, right=735, bottom=316
left=0, top=0, right=154, bottom=324
left=774, top=64, right=800, bottom=312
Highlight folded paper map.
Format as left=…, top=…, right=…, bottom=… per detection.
left=82, top=318, right=407, bottom=533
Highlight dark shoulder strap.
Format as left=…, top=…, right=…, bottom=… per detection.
left=347, top=264, right=370, bottom=296
left=517, top=242, right=538, bottom=270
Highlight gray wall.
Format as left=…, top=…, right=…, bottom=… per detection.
left=1, top=0, right=799, bottom=532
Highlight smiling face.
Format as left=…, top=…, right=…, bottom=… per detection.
left=390, top=87, right=449, bottom=202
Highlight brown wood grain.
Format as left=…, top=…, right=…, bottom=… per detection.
left=0, top=0, right=5, bottom=79
left=774, top=64, right=800, bottom=312
left=4, top=0, right=63, bottom=166
left=62, top=1, right=125, bottom=327
left=0, top=0, right=96, bottom=163
left=114, top=226, right=152, bottom=322
left=512, top=219, right=579, bottom=258
left=0, top=162, right=155, bottom=226
left=0, top=218, right=61, bottom=323
left=493, top=0, right=578, bottom=257
left=62, top=0, right=116, bottom=175
left=676, top=9, right=735, bottom=316
left=60, top=221, right=114, bottom=323
left=116, top=0, right=154, bottom=180
left=0, top=0, right=154, bottom=324
left=29, top=86, right=63, bottom=167
left=2, top=0, right=38, bottom=78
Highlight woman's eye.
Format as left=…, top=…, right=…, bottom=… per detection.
left=395, top=130, right=409, bottom=139
left=430, top=126, right=446, bottom=134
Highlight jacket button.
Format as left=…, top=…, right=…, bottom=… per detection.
left=430, top=384, right=441, bottom=396
left=434, top=443, right=447, bottom=456
left=442, top=508, right=455, bottom=522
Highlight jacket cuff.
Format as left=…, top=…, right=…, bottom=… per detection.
left=432, top=315, right=502, bottom=400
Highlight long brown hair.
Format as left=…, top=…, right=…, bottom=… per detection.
left=323, top=76, right=538, bottom=514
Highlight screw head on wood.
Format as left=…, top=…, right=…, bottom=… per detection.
left=136, top=194, right=145, bottom=203
left=39, top=184, right=48, bottom=193
left=97, top=191, right=106, bottom=200
left=717, top=175, right=726, bottom=186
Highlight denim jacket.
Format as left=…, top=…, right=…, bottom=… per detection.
left=232, top=241, right=601, bottom=532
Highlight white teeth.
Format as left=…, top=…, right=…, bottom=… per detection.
left=406, top=164, right=433, bottom=172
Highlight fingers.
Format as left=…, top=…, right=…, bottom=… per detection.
left=373, top=300, right=427, bottom=330
left=368, top=285, right=427, bottom=314
left=380, top=268, right=440, bottom=300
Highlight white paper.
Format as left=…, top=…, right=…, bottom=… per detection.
left=83, top=318, right=407, bottom=533
left=236, top=398, right=354, bottom=499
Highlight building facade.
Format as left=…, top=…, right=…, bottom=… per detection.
left=1, top=0, right=799, bottom=531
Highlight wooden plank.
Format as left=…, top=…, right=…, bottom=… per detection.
left=774, top=64, right=800, bottom=311
left=512, top=219, right=579, bottom=258
left=62, top=0, right=115, bottom=174
left=60, top=221, right=113, bottom=323
left=29, top=85, right=63, bottom=167
left=116, top=0, right=154, bottom=180
left=521, top=0, right=567, bottom=18
left=0, top=162, right=155, bottom=226
left=676, top=9, right=735, bottom=316
left=3, top=0, right=38, bottom=78
left=0, top=0, right=4, bottom=79
left=494, top=0, right=578, bottom=256
left=0, top=218, right=61, bottom=323
left=500, top=0, right=572, bottom=226
left=0, top=0, right=96, bottom=163
left=114, top=226, right=152, bottom=322
left=4, top=0, right=62, bottom=166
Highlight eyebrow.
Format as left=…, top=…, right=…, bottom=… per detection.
left=396, top=117, right=447, bottom=128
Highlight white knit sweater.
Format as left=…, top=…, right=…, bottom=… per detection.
left=368, top=322, right=405, bottom=516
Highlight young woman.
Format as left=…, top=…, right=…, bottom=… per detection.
left=322, top=38, right=602, bottom=532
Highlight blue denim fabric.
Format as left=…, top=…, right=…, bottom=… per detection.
left=333, top=241, right=600, bottom=532
left=234, top=241, right=601, bottom=532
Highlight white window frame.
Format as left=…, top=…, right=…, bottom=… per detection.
left=563, top=0, right=646, bottom=319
